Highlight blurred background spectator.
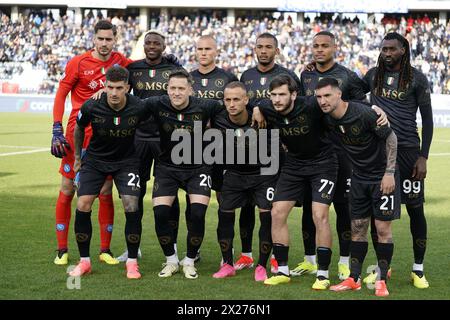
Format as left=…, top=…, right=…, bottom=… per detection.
left=0, top=11, right=448, bottom=94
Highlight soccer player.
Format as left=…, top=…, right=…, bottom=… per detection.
left=115, top=30, right=182, bottom=262
left=211, top=82, right=277, bottom=281
left=69, top=66, right=154, bottom=279
left=190, top=35, right=238, bottom=265
left=238, top=33, right=301, bottom=272
left=191, top=35, right=238, bottom=101
left=145, top=69, right=221, bottom=280
left=362, top=32, right=433, bottom=289
left=315, top=78, right=399, bottom=297
left=293, top=31, right=367, bottom=280
left=258, top=75, right=336, bottom=290
left=51, top=20, right=131, bottom=265
left=147, top=69, right=264, bottom=279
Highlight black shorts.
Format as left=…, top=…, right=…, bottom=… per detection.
left=77, top=158, right=141, bottom=197
left=134, top=139, right=161, bottom=182
left=152, top=164, right=212, bottom=198
left=333, top=151, right=352, bottom=204
left=211, top=165, right=224, bottom=192
left=273, top=162, right=337, bottom=205
left=350, top=175, right=401, bottom=221
left=219, top=171, right=278, bottom=211
left=398, top=148, right=425, bottom=206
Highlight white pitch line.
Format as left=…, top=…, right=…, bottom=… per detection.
left=0, top=148, right=49, bottom=157
left=0, top=145, right=47, bottom=149
left=430, top=153, right=450, bottom=156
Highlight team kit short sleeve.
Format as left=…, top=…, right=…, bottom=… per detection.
left=240, top=64, right=301, bottom=104
left=191, top=67, right=238, bottom=101
left=325, top=101, right=393, bottom=183
left=128, top=57, right=181, bottom=141
left=363, top=67, right=430, bottom=150
left=299, top=63, right=366, bottom=101
left=257, top=97, right=337, bottom=205
left=144, top=96, right=222, bottom=168
left=76, top=94, right=151, bottom=163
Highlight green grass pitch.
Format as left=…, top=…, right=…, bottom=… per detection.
left=0, top=113, right=449, bottom=300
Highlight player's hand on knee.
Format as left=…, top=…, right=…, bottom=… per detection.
left=380, top=174, right=395, bottom=195
left=51, top=121, right=70, bottom=158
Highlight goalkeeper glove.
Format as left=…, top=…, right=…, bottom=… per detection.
left=51, top=121, right=70, bottom=158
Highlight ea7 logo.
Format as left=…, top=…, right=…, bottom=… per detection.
left=83, top=70, right=94, bottom=75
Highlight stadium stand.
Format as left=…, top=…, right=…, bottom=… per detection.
left=0, top=11, right=449, bottom=94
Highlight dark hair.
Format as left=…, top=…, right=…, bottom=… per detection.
left=225, top=81, right=247, bottom=92
left=269, top=74, right=298, bottom=93
left=314, top=31, right=335, bottom=43
left=94, top=20, right=117, bottom=37
left=105, top=65, right=129, bottom=83
left=168, top=68, right=193, bottom=84
left=316, top=77, right=341, bottom=90
left=374, top=32, right=412, bottom=95
left=256, top=33, right=278, bottom=48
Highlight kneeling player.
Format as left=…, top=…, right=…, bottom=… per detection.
left=211, top=82, right=277, bottom=281
left=315, top=78, right=400, bottom=297
left=69, top=66, right=154, bottom=279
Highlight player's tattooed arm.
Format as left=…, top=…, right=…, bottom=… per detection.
left=381, top=131, right=397, bottom=195
left=73, top=123, right=85, bottom=173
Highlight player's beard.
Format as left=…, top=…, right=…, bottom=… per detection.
left=97, top=46, right=112, bottom=58
left=383, top=56, right=401, bottom=69
left=316, top=56, right=333, bottom=66
left=275, top=97, right=292, bottom=114
left=258, top=56, right=274, bottom=67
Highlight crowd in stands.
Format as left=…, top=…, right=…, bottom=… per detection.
left=0, top=11, right=449, bottom=94
left=0, top=11, right=141, bottom=93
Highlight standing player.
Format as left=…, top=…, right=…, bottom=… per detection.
left=362, top=32, right=433, bottom=288
left=116, top=30, right=182, bottom=262
left=238, top=33, right=301, bottom=272
left=315, top=78, right=399, bottom=297
left=69, top=66, right=153, bottom=279
left=211, top=82, right=277, bottom=281
left=51, top=20, right=131, bottom=265
left=189, top=35, right=238, bottom=265
left=191, top=35, right=238, bottom=101
left=146, top=69, right=221, bottom=280
left=259, top=75, right=336, bottom=290
left=292, top=31, right=367, bottom=280
left=147, top=70, right=264, bottom=279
